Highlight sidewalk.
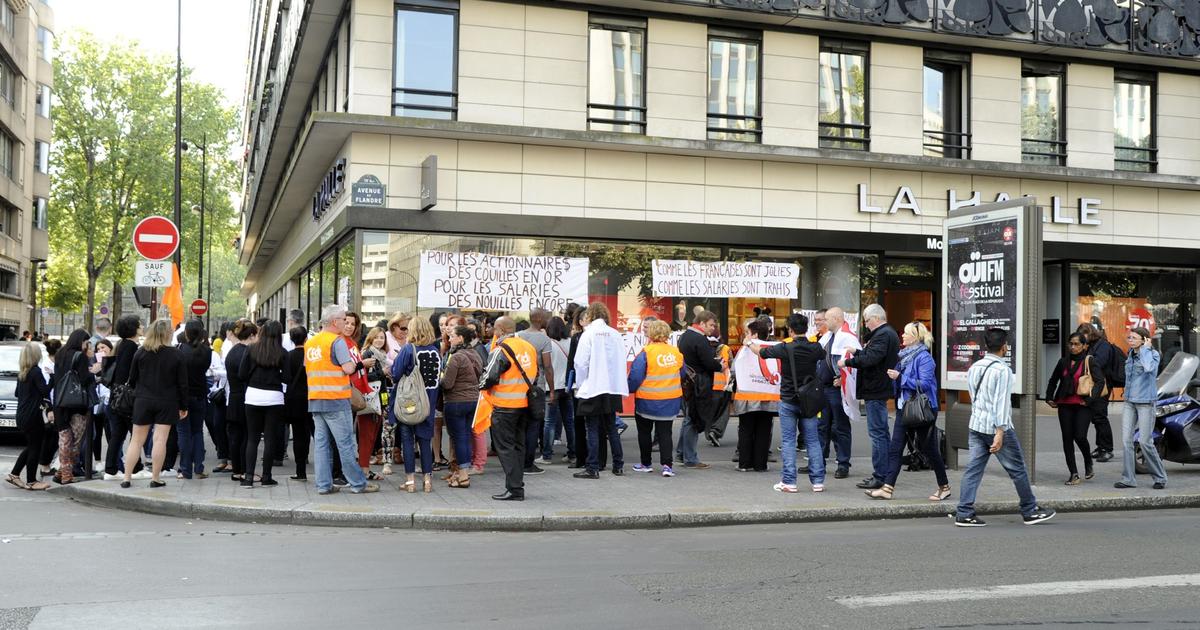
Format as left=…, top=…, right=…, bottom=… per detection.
left=54, top=415, right=1200, bottom=530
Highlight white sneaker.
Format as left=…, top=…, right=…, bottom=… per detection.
left=773, top=482, right=799, bottom=493
left=93, top=460, right=104, bottom=473
left=131, top=470, right=153, bottom=480
left=533, top=456, right=552, bottom=465
left=553, top=439, right=563, bottom=446
left=103, top=473, right=122, bottom=481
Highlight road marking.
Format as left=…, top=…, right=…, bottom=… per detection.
left=834, top=573, right=1200, bottom=608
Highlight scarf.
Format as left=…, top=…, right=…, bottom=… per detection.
left=898, top=343, right=924, bottom=370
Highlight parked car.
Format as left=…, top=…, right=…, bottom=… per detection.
left=0, top=342, right=23, bottom=435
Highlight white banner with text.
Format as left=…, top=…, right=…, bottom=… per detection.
left=417, top=250, right=589, bottom=312
left=651, top=260, right=799, bottom=299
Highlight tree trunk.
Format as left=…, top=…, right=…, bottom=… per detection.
left=85, top=273, right=97, bottom=333
left=111, top=278, right=123, bottom=323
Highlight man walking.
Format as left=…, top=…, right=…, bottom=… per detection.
left=677, top=310, right=724, bottom=469
left=480, top=316, right=538, bottom=501
left=304, top=305, right=379, bottom=495
left=955, top=328, right=1056, bottom=527
left=519, top=308, right=554, bottom=473
left=819, top=307, right=858, bottom=479
left=840, top=304, right=898, bottom=490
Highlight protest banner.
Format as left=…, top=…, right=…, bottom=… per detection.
left=417, top=250, right=588, bottom=312
left=651, top=260, right=799, bottom=299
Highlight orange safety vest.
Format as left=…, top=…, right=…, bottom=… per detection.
left=635, top=342, right=684, bottom=400
left=304, top=330, right=351, bottom=400
left=712, top=344, right=731, bottom=391
left=490, top=336, right=539, bottom=409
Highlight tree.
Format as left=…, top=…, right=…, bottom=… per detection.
left=41, top=253, right=88, bottom=315
left=51, top=32, right=245, bottom=330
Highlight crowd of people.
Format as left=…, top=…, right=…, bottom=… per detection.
left=9, top=298, right=1173, bottom=526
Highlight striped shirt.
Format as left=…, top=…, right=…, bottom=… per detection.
left=967, top=353, right=1014, bottom=433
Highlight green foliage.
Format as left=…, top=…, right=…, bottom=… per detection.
left=42, top=254, right=88, bottom=313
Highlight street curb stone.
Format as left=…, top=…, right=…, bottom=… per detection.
left=54, top=483, right=1200, bottom=531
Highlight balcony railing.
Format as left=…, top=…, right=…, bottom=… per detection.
left=588, top=103, right=647, bottom=134
left=923, top=129, right=972, bottom=159
left=1021, top=137, right=1067, bottom=166
left=819, top=121, right=870, bottom=151
left=707, top=112, right=762, bottom=142
left=392, top=87, right=457, bottom=119
left=1115, top=145, right=1158, bottom=172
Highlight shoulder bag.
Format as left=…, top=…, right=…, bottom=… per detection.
left=54, top=351, right=88, bottom=409
left=785, top=341, right=825, bottom=418
left=501, top=342, right=547, bottom=423
left=392, top=345, right=430, bottom=425
left=1077, top=355, right=1109, bottom=398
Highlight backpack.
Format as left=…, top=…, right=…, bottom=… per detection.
left=391, top=345, right=430, bottom=425
left=1105, top=342, right=1127, bottom=388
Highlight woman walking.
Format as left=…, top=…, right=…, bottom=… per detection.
left=284, top=326, right=313, bottom=480
left=224, top=319, right=257, bottom=481
left=52, top=330, right=96, bottom=485
left=8, top=343, right=52, bottom=490
left=1116, top=327, right=1168, bottom=490
left=122, top=320, right=188, bottom=488
left=733, top=318, right=781, bottom=473
left=177, top=320, right=211, bottom=480
left=440, top=323, right=482, bottom=488
left=239, top=320, right=289, bottom=488
left=1046, top=332, right=1104, bottom=485
left=628, top=320, right=684, bottom=477
left=870, top=322, right=950, bottom=501
left=391, top=317, right=442, bottom=492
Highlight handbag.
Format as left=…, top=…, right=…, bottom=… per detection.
left=901, top=391, right=936, bottom=429
left=785, top=341, right=824, bottom=418
left=1076, top=355, right=1109, bottom=398
left=357, top=380, right=383, bottom=416
left=53, top=351, right=88, bottom=409
left=349, top=386, right=367, bottom=413
left=109, top=383, right=135, bottom=417
left=501, top=342, right=546, bottom=423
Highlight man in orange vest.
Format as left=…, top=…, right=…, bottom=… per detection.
left=479, top=316, right=539, bottom=501
left=304, top=304, right=380, bottom=495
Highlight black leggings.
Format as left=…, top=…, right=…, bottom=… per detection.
left=291, top=409, right=313, bottom=478
left=635, top=414, right=673, bottom=468
left=244, top=404, right=282, bottom=482
left=737, top=411, right=774, bottom=471
left=1058, top=404, right=1094, bottom=476
left=11, top=419, right=46, bottom=484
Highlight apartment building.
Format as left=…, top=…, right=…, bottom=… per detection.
left=0, top=0, right=52, bottom=337
left=240, top=0, right=1200, bottom=383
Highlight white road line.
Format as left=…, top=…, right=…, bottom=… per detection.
left=834, top=573, right=1200, bottom=608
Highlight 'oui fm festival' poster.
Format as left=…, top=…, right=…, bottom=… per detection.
left=945, top=214, right=1020, bottom=388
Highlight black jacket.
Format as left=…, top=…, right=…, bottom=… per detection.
left=16, top=369, right=51, bottom=429
left=678, top=328, right=723, bottom=376
left=105, top=338, right=138, bottom=386
left=761, top=337, right=824, bottom=401
left=128, top=346, right=189, bottom=411
left=1086, top=338, right=1118, bottom=396
left=1046, top=354, right=1105, bottom=409
left=238, top=348, right=291, bottom=393
left=284, top=347, right=308, bottom=412
left=178, top=342, right=212, bottom=398
left=846, top=323, right=900, bottom=400
left=53, top=349, right=96, bottom=413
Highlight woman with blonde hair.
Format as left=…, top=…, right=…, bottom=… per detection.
left=871, top=321, right=950, bottom=501
left=627, top=320, right=684, bottom=476
left=7, top=343, right=52, bottom=490
left=390, top=316, right=442, bottom=492
left=123, top=319, right=189, bottom=488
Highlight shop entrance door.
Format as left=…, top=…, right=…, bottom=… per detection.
left=882, top=258, right=940, bottom=337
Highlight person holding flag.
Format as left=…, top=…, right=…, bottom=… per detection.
left=820, top=307, right=860, bottom=481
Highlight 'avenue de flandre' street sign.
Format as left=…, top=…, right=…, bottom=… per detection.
left=132, top=216, right=181, bottom=261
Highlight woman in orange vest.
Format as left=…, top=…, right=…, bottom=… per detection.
left=733, top=318, right=781, bottom=473
left=628, top=320, right=686, bottom=477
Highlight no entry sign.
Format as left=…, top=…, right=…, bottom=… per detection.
left=132, top=216, right=180, bottom=261
left=190, top=299, right=208, bottom=316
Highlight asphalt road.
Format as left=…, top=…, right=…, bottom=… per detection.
left=1, top=484, right=1197, bottom=629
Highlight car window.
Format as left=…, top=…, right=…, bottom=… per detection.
left=0, top=378, right=14, bottom=398
left=0, top=346, right=20, bottom=373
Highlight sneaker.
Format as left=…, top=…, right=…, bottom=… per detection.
left=617, top=424, right=627, bottom=436
left=351, top=483, right=380, bottom=494
left=834, top=467, right=850, bottom=479
left=524, top=465, right=545, bottom=475
left=318, top=486, right=340, bottom=495
left=773, top=482, right=799, bottom=493
left=632, top=464, right=654, bottom=473
left=332, top=476, right=350, bottom=488
left=685, top=462, right=710, bottom=469
left=706, top=432, right=721, bottom=448
left=561, top=455, right=574, bottom=463
left=93, top=461, right=104, bottom=473
left=1022, top=508, right=1056, bottom=525
left=573, top=470, right=599, bottom=479
left=103, top=473, right=122, bottom=481
left=661, top=466, right=675, bottom=477
left=533, top=457, right=553, bottom=466
left=611, top=468, right=624, bottom=476
left=1094, top=451, right=1114, bottom=463
left=812, top=484, right=825, bottom=492
left=1153, top=482, right=1166, bottom=490
left=553, top=439, right=563, bottom=446
left=131, top=470, right=153, bottom=480
left=955, top=515, right=987, bottom=527
left=735, top=467, right=752, bottom=472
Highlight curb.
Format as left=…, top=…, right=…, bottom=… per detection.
left=54, top=483, right=1200, bottom=531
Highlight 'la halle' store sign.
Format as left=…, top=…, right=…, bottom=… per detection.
left=856, top=184, right=1103, bottom=226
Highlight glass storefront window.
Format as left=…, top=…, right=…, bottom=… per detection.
left=1069, top=263, right=1196, bottom=365
left=337, top=241, right=355, bottom=311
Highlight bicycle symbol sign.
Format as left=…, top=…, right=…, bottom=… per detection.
left=135, top=260, right=171, bottom=287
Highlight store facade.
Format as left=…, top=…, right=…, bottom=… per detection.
left=240, top=0, right=1200, bottom=397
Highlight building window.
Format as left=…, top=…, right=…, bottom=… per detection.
left=0, top=2, right=14, bottom=39
left=0, top=269, right=16, bottom=297
left=923, top=52, right=970, bottom=159
left=37, top=27, right=55, bottom=63
left=36, top=84, right=50, bottom=118
left=0, top=61, right=15, bottom=109
left=1114, top=73, right=1156, bottom=173
left=707, top=29, right=761, bottom=142
left=1021, top=62, right=1065, bottom=166
left=34, top=140, right=49, bottom=174
left=587, top=16, right=646, bottom=134
left=819, top=41, right=869, bottom=150
left=393, top=3, right=457, bottom=119
left=34, top=197, right=47, bottom=230
left=0, top=132, right=14, bottom=181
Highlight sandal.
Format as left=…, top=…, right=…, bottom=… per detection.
left=5, top=473, right=25, bottom=489
left=366, top=471, right=383, bottom=481
left=929, top=485, right=952, bottom=501
left=423, top=474, right=433, bottom=493
left=213, top=463, right=232, bottom=473
left=404, top=476, right=416, bottom=493
left=26, top=481, right=50, bottom=491
left=448, top=474, right=470, bottom=489
left=867, top=484, right=894, bottom=500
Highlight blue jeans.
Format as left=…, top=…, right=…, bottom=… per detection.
left=585, top=412, right=623, bottom=473
left=956, top=429, right=1038, bottom=519
left=882, top=413, right=948, bottom=487
left=543, top=390, right=576, bottom=459
left=780, top=401, right=823, bottom=485
left=865, top=399, right=891, bottom=482
left=821, top=387, right=853, bottom=469
left=177, top=396, right=208, bottom=477
left=443, top=401, right=476, bottom=466
left=313, top=408, right=367, bottom=492
left=677, top=414, right=701, bottom=465
left=1121, top=402, right=1167, bottom=485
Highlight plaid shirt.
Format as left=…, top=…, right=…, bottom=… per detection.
left=967, top=354, right=1013, bottom=433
